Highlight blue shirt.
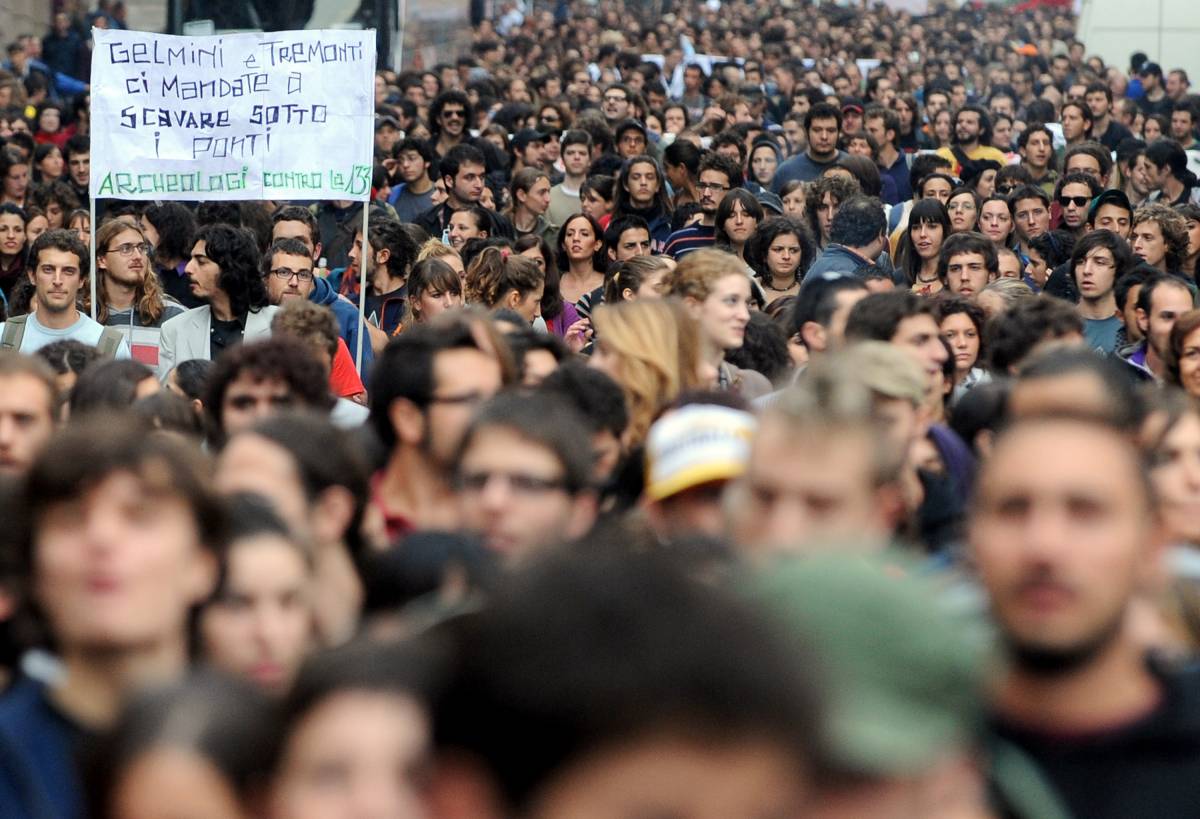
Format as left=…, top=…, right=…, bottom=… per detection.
left=1083, top=315, right=1123, bottom=355
left=880, top=154, right=912, bottom=204
left=664, top=224, right=716, bottom=259
left=1, top=311, right=132, bottom=357
left=771, top=150, right=847, bottom=192
left=0, top=677, right=86, bottom=819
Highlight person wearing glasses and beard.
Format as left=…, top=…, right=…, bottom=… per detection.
left=96, top=216, right=185, bottom=367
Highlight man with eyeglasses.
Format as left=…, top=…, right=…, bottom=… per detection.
left=453, top=391, right=597, bottom=562
left=262, top=238, right=318, bottom=307
left=367, top=318, right=507, bottom=544
left=614, top=119, right=649, bottom=159
left=1053, top=172, right=1101, bottom=238
left=429, top=90, right=472, bottom=158
left=158, top=223, right=277, bottom=378
left=96, top=216, right=184, bottom=367
left=270, top=207, right=376, bottom=375
left=601, top=83, right=638, bottom=126
left=664, top=153, right=742, bottom=259
left=0, top=229, right=130, bottom=357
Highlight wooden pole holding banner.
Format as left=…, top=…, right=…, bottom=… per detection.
left=396, top=0, right=406, bottom=69
left=356, top=204, right=369, bottom=370
left=88, top=198, right=97, bottom=320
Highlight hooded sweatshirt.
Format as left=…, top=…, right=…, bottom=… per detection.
left=310, top=276, right=375, bottom=376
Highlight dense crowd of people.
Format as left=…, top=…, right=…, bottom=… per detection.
left=3, top=0, right=1200, bottom=817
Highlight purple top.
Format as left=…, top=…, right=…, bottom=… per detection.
left=548, top=299, right=582, bottom=337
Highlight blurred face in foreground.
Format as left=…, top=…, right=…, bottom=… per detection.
left=1147, top=409, right=1200, bottom=545
left=201, top=533, right=313, bottom=693
left=528, top=735, right=809, bottom=819
left=970, top=420, right=1158, bottom=671
left=727, top=416, right=898, bottom=557
left=270, top=691, right=430, bottom=819
left=455, top=425, right=595, bottom=561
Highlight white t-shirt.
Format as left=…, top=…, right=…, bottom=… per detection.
left=0, top=311, right=132, bottom=358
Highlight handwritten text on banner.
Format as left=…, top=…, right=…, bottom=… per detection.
left=90, top=28, right=375, bottom=202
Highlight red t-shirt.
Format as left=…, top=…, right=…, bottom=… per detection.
left=329, top=338, right=365, bottom=398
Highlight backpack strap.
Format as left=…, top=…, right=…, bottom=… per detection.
left=0, top=314, right=27, bottom=351
left=96, top=327, right=125, bottom=359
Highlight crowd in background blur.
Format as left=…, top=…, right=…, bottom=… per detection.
left=3, top=0, right=1200, bottom=817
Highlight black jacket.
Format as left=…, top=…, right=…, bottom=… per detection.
left=992, top=657, right=1200, bottom=819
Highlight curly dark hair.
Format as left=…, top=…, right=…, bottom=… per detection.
left=203, top=337, right=334, bottom=445
left=745, top=216, right=817, bottom=287
left=192, top=223, right=269, bottom=317
left=369, top=216, right=420, bottom=282
left=142, top=202, right=198, bottom=265
left=724, top=310, right=791, bottom=384
left=804, top=173, right=860, bottom=244
left=428, top=90, right=473, bottom=141
left=933, top=294, right=988, bottom=363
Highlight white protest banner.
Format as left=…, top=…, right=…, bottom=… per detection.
left=89, top=28, right=375, bottom=202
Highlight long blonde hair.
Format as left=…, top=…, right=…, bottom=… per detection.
left=95, top=217, right=170, bottom=325
left=591, top=297, right=705, bottom=445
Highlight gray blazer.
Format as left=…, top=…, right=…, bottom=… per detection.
left=157, top=305, right=279, bottom=378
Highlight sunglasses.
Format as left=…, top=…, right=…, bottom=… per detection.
left=441, top=109, right=465, bottom=119
left=1057, top=195, right=1090, bottom=208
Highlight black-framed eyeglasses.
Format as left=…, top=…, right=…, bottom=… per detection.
left=697, top=182, right=729, bottom=193
left=106, top=242, right=151, bottom=257
left=1057, top=195, right=1090, bottom=208
left=269, top=267, right=314, bottom=281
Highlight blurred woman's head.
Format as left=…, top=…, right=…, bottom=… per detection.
left=267, top=640, right=436, bottom=819
left=590, top=298, right=707, bottom=445
left=93, top=672, right=278, bottom=819
left=200, top=493, right=314, bottom=694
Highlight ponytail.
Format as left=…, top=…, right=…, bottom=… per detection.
left=466, top=245, right=545, bottom=308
